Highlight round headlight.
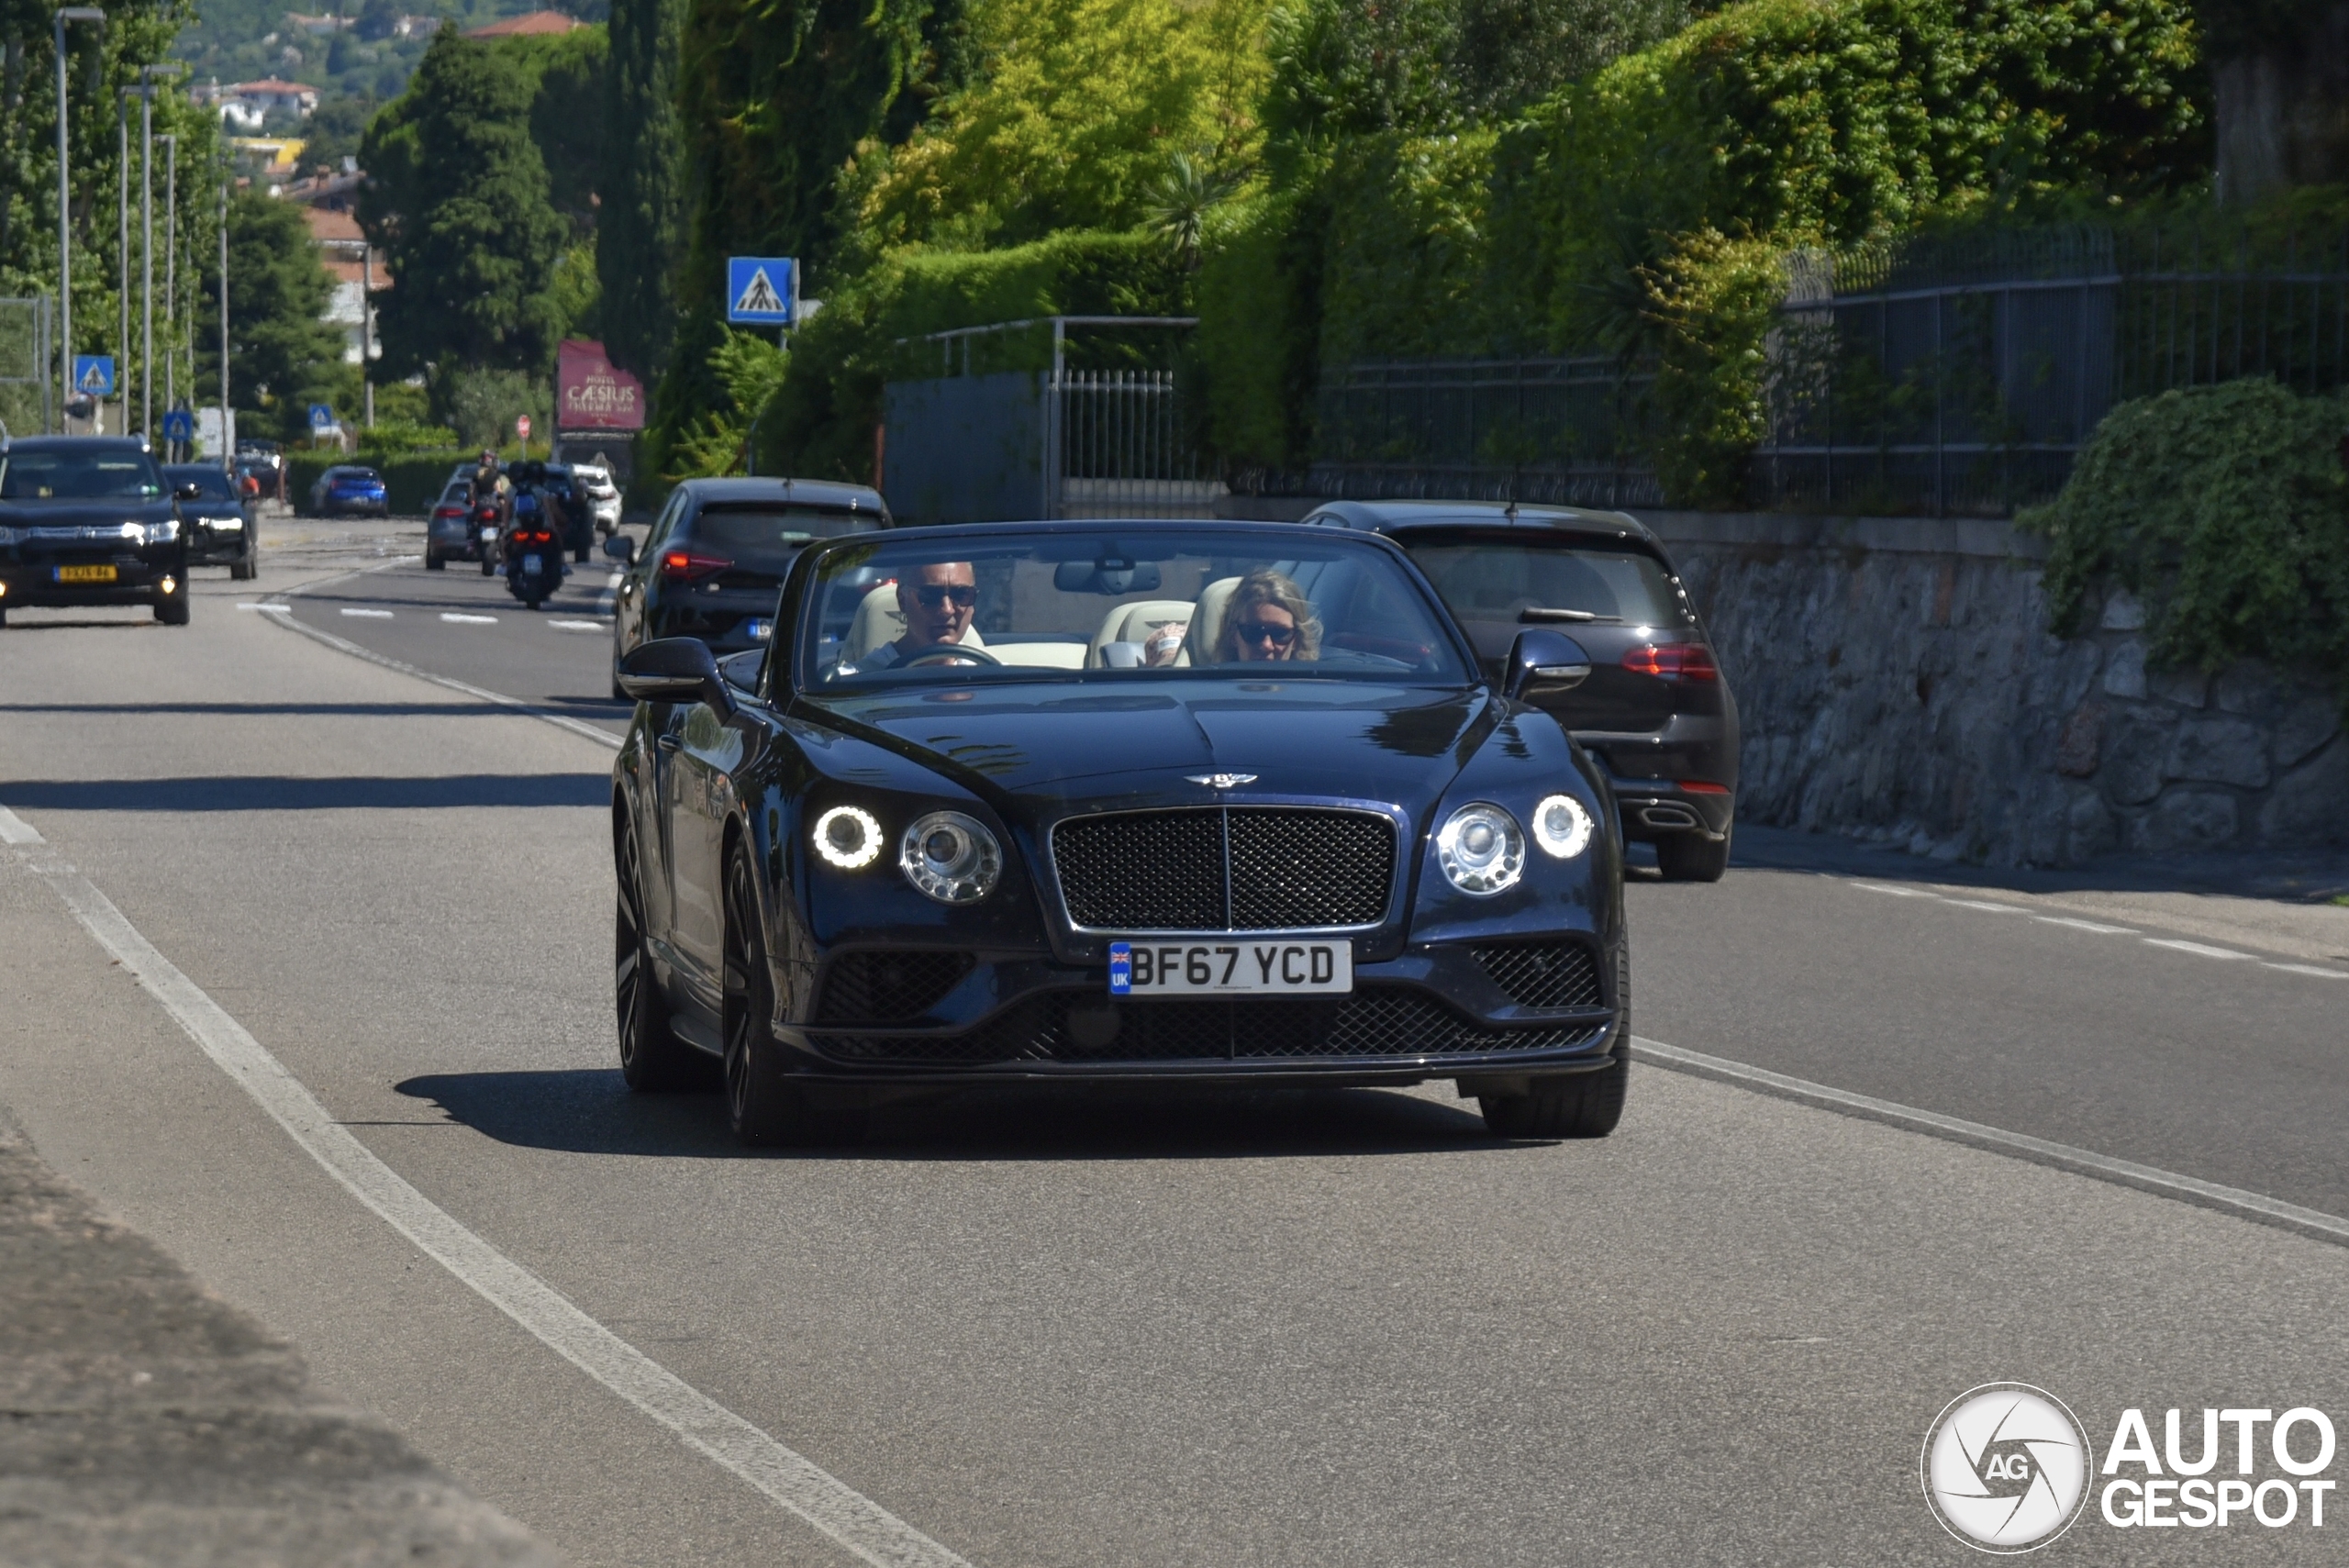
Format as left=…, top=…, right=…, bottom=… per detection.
left=899, top=811, right=1002, bottom=904
left=1436, top=803, right=1525, bottom=895
left=811, top=805, right=883, bottom=869
left=1531, top=793, right=1595, bottom=859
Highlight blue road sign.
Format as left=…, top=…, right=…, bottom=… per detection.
left=161, top=408, right=195, bottom=444
left=308, top=403, right=335, bottom=432
left=726, top=257, right=796, bottom=326
left=72, top=355, right=116, bottom=397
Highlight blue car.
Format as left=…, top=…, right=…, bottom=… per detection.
left=611, top=519, right=1630, bottom=1146
left=308, top=463, right=388, bottom=517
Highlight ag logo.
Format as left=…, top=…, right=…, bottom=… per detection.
left=1922, top=1384, right=2093, bottom=1552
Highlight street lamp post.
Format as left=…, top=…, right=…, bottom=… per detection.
left=53, top=7, right=106, bottom=430
left=159, top=131, right=176, bottom=448
left=117, top=90, right=130, bottom=435
left=133, top=63, right=181, bottom=442
left=217, top=172, right=230, bottom=470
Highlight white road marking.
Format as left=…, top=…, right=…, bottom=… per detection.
left=2263, top=962, right=2348, bottom=980
left=237, top=602, right=292, bottom=612
left=1631, top=1035, right=2349, bottom=1248
left=2143, top=937, right=2254, bottom=961
left=2033, top=915, right=2138, bottom=935
left=440, top=612, right=498, bottom=625
left=0, top=801, right=971, bottom=1568
left=1945, top=898, right=2023, bottom=914
left=340, top=607, right=394, bottom=618
left=596, top=571, right=621, bottom=617
left=264, top=612, right=621, bottom=751
left=1850, top=883, right=1936, bottom=897
left=547, top=619, right=607, bottom=631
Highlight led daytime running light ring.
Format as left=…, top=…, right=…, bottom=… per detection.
left=1531, top=794, right=1595, bottom=859
left=811, top=805, right=883, bottom=869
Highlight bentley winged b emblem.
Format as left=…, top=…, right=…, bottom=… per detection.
left=1185, top=773, right=1258, bottom=789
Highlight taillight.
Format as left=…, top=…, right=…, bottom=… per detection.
left=660, top=548, right=732, bottom=583
left=1621, top=642, right=1719, bottom=681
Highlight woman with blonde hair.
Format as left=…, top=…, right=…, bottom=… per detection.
left=1215, top=569, right=1322, bottom=662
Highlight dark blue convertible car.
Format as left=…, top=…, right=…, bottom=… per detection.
left=612, top=521, right=1629, bottom=1144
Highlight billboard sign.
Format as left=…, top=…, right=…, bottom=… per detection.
left=557, top=339, right=646, bottom=431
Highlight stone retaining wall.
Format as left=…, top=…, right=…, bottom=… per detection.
left=1635, top=512, right=2349, bottom=865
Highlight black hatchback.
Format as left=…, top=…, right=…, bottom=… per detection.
left=0, top=438, right=194, bottom=627
left=1306, top=501, right=1739, bottom=881
left=607, top=476, right=889, bottom=697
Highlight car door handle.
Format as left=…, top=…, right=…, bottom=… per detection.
left=656, top=734, right=683, bottom=753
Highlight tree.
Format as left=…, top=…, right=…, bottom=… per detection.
left=596, top=0, right=685, bottom=380
left=196, top=186, right=345, bottom=436
left=2196, top=1, right=2349, bottom=202
left=301, top=92, right=377, bottom=176
left=359, top=30, right=570, bottom=378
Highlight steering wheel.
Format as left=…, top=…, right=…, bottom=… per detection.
left=901, top=645, right=1001, bottom=668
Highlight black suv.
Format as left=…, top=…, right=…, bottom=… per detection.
left=163, top=462, right=260, bottom=580
left=0, top=437, right=194, bottom=627
left=607, top=477, right=889, bottom=697
left=1307, top=500, right=1740, bottom=881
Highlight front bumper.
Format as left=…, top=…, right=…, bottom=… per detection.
left=1, top=550, right=184, bottom=606
left=774, top=938, right=1624, bottom=1086
left=185, top=515, right=252, bottom=562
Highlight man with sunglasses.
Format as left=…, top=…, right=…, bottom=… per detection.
left=849, top=560, right=984, bottom=673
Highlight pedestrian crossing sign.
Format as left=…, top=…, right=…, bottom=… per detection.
left=727, top=257, right=796, bottom=326
left=73, top=355, right=116, bottom=396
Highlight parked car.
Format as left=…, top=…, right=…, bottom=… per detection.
left=308, top=464, right=388, bottom=517
left=606, top=476, right=890, bottom=698
left=1304, top=500, right=1740, bottom=882
left=609, top=519, right=1630, bottom=1144
left=573, top=462, right=622, bottom=532
left=161, top=462, right=260, bottom=581
left=0, top=436, right=192, bottom=627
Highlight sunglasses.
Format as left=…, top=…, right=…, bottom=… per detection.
left=913, top=584, right=978, bottom=608
left=1236, top=620, right=1296, bottom=646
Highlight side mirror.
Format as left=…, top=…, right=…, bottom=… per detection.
left=617, top=637, right=731, bottom=715
left=602, top=534, right=636, bottom=565
left=174, top=482, right=204, bottom=502
left=1503, top=628, right=1592, bottom=703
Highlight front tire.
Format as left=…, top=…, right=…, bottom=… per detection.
left=155, top=588, right=190, bottom=626
left=1479, top=943, right=1629, bottom=1138
left=480, top=556, right=495, bottom=576
left=721, top=848, right=838, bottom=1147
left=424, top=551, right=445, bottom=572
left=1655, top=824, right=1731, bottom=883
left=615, top=814, right=700, bottom=1090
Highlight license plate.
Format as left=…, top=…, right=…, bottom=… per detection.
left=481, top=527, right=498, bottom=542
left=55, top=564, right=117, bottom=584
left=522, top=553, right=543, bottom=573
left=1108, top=939, right=1353, bottom=996
left=746, top=618, right=774, bottom=641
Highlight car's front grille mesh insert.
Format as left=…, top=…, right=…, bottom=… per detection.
left=807, top=985, right=1606, bottom=1066
left=1472, top=942, right=1605, bottom=1009
left=812, top=951, right=974, bottom=1026
left=1052, top=807, right=1394, bottom=931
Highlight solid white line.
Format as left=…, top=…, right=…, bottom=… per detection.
left=340, top=607, right=394, bottom=618
left=546, top=619, right=607, bottom=631
left=2143, top=937, right=2254, bottom=961
left=2033, top=915, right=2138, bottom=935
left=1630, top=1035, right=2349, bottom=1248
left=440, top=612, right=497, bottom=625
left=1849, top=883, right=1936, bottom=898
left=2263, top=962, right=2348, bottom=980
left=1945, top=898, right=2024, bottom=914
left=238, top=602, right=292, bottom=612
left=0, top=801, right=969, bottom=1568
left=263, top=613, right=621, bottom=751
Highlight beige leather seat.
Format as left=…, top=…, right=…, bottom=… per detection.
left=1176, top=576, right=1241, bottom=666
left=1087, top=598, right=1197, bottom=667
left=844, top=582, right=986, bottom=661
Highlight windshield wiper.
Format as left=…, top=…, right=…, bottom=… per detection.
left=1518, top=606, right=1618, bottom=623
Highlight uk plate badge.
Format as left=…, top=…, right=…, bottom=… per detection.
left=1107, top=941, right=1132, bottom=995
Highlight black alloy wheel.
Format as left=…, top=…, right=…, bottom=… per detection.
left=1655, top=822, right=1731, bottom=883
left=721, top=848, right=835, bottom=1147
left=1478, top=944, right=1630, bottom=1139
left=616, top=814, right=701, bottom=1090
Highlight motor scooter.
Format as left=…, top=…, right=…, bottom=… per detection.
left=502, top=497, right=564, bottom=609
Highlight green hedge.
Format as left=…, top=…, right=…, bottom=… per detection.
left=288, top=450, right=471, bottom=515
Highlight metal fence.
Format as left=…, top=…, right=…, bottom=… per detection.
left=1305, top=356, right=1664, bottom=508
left=881, top=317, right=1219, bottom=523
left=0, top=297, right=54, bottom=437
left=1753, top=224, right=2349, bottom=514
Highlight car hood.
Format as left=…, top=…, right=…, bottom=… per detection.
left=807, top=679, right=1496, bottom=819
left=0, top=497, right=176, bottom=530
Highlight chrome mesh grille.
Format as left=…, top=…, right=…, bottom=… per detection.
left=1051, top=807, right=1394, bottom=931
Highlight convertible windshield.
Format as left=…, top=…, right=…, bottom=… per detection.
left=799, top=528, right=1471, bottom=689
left=0, top=448, right=162, bottom=500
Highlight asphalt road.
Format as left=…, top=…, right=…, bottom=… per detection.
left=1, top=518, right=2344, bottom=1566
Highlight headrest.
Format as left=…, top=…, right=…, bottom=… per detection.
left=1178, top=576, right=1241, bottom=666
left=1087, top=598, right=1196, bottom=668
